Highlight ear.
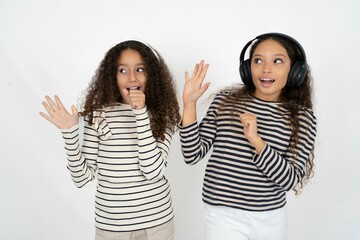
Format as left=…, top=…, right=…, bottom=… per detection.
left=287, top=61, right=307, bottom=87
left=240, top=59, right=252, bottom=86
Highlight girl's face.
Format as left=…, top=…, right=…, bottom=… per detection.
left=250, top=39, right=291, bottom=101
left=117, top=49, right=147, bottom=104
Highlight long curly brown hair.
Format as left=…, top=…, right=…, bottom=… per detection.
left=79, top=40, right=181, bottom=140
left=221, top=34, right=315, bottom=194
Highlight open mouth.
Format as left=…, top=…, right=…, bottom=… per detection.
left=126, top=86, right=140, bottom=91
left=260, top=78, right=275, bottom=83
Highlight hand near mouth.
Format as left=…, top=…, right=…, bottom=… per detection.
left=123, top=88, right=146, bottom=109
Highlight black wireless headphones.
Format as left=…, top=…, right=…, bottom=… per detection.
left=239, top=32, right=308, bottom=88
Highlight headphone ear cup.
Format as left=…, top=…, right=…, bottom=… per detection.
left=287, top=61, right=308, bottom=87
left=240, top=59, right=252, bottom=86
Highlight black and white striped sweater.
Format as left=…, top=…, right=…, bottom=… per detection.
left=180, top=92, right=317, bottom=211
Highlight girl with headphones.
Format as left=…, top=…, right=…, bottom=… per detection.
left=180, top=33, right=317, bottom=240
left=39, top=40, right=180, bottom=240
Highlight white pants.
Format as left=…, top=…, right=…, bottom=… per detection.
left=204, top=204, right=287, bottom=240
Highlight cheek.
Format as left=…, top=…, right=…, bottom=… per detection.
left=139, top=74, right=148, bottom=87
left=250, top=65, right=259, bottom=75
left=280, top=69, right=291, bottom=84
left=250, top=65, right=264, bottom=81
left=138, top=72, right=147, bottom=81
left=142, top=78, right=148, bottom=87
left=116, top=76, right=126, bottom=89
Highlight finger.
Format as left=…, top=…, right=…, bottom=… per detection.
left=240, top=117, right=252, bottom=125
left=199, top=82, right=211, bottom=95
left=129, top=97, right=140, bottom=108
left=126, top=90, right=137, bottom=108
left=42, top=100, right=54, bottom=115
left=128, top=90, right=145, bottom=100
left=128, top=89, right=144, bottom=94
left=193, top=60, right=204, bottom=80
left=191, top=63, right=199, bottom=79
left=239, top=115, right=247, bottom=123
left=45, top=95, right=59, bottom=111
left=242, top=122, right=249, bottom=127
left=54, top=95, right=65, bottom=110
left=71, top=105, right=78, bottom=116
left=240, top=116, right=255, bottom=124
left=39, top=111, right=51, bottom=121
left=122, top=88, right=130, bottom=98
left=185, top=71, right=190, bottom=81
left=199, top=63, right=209, bottom=79
left=129, top=95, right=145, bottom=107
left=123, top=88, right=129, bottom=95
left=239, top=112, right=253, bottom=118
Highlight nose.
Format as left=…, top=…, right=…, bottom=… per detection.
left=128, top=70, right=137, bottom=82
left=262, top=62, right=272, bottom=73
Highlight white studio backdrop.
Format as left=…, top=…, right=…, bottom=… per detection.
left=1, top=0, right=359, bottom=239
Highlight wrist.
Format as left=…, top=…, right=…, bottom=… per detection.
left=183, top=101, right=197, bottom=108
left=182, top=102, right=197, bottom=127
left=249, top=135, right=266, bottom=154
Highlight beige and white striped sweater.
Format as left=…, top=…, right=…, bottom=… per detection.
left=61, top=103, right=174, bottom=232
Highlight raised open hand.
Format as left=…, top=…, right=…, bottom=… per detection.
left=39, top=95, right=79, bottom=129
left=182, top=60, right=210, bottom=105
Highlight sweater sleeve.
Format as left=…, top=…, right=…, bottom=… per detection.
left=179, top=95, right=219, bottom=165
left=253, top=109, right=317, bottom=191
left=133, top=107, right=173, bottom=181
left=61, top=120, right=100, bottom=188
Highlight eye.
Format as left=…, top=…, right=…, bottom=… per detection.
left=137, top=67, right=145, bottom=73
left=274, top=58, right=283, bottom=64
left=253, top=58, right=262, bottom=64
left=118, top=68, right=127, bottom=74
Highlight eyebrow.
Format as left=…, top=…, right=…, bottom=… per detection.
left=118, top=63, right=144, bottom=66
left=252, top=53, right=287, bottom=58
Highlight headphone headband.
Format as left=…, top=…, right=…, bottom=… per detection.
left=239, top=32, right=308, bottom=88
left=239, top=32, right=307, bottom=66
left=131, top=39, right=160, bottom=60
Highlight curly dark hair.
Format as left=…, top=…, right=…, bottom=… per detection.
left=221, top=34, right=315, bottom=194
left=79, top=40, right=181, bottom=140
